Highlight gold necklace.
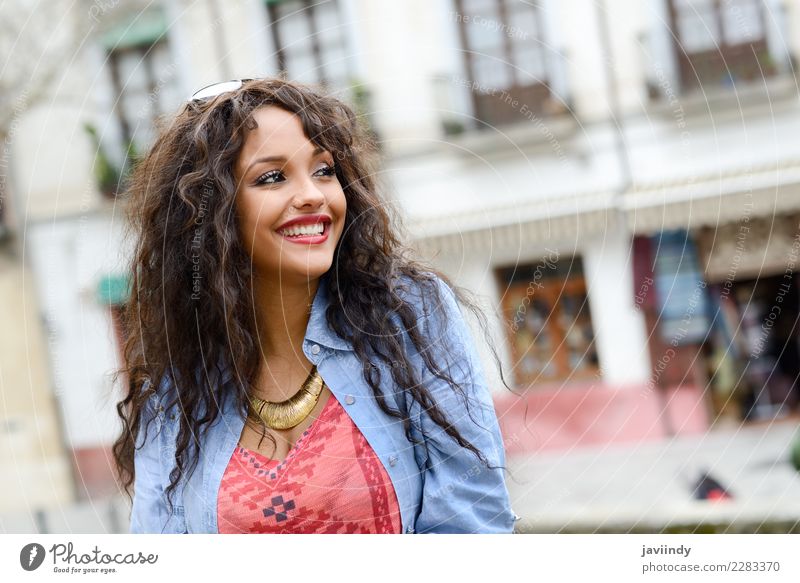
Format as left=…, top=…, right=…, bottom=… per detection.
left=247, top=365, right=325, bottom=430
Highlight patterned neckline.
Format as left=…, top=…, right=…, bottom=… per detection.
left=237, top=391, right=338, bottom=465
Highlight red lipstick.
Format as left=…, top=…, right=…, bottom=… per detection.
left=275, top=214, right=332, bottom=245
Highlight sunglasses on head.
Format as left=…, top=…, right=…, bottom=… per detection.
left=189, top=78, right=255, bottom=102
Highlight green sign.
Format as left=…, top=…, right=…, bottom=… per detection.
left=96, top=274, right=130, bottom=306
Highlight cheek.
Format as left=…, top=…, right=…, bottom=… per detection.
left=237, top=192, right=279, bottom=230
left=235, top=193, right=270, bottom=252
left=333, top=189, right=347, bottom=221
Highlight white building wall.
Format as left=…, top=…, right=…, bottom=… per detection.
left=165, top=0, right=231, bottom=94
left=582, top=215, right=651, bottom=385
left=785, top=0, right=800, bottom=65
left=26, top=216, right=129, bottom=450
left=604, top=0, right=649, bottom=113
left=644, top=0, right=681, bottom=97
left=626, top=97, right=800, bottom=186
left=0, top=259, right=74, bottom=513
left=14, top=104, right=99, bottom=223
left=356, top=0, right=443, bottom=156
left=764, top=0, right=793, bottom=73
left=559, top=0, right=610, bottom=122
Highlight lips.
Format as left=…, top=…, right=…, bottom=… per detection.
left=275, top=214, right=332, bottom=232
left=275, top=214, right=332, bottom=245
left=279, top=222, right=326, bottom=237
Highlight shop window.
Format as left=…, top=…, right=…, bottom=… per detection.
left=454, top=0, right=554, bottom=127
left=497, top=256, right=599, bottom=387
left=667, top=0, right=774, bottom=90
left=652, top=230, right=710, bottom=345
left=635, top=231, right=711, bottom=392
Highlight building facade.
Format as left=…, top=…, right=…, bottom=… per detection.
left=6, top=0, right=800, bottom=510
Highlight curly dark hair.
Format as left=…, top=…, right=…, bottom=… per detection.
left=112, top=77, right=511, bottom=512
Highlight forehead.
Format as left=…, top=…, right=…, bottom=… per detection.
left=236, top=106, right=321, bottom=165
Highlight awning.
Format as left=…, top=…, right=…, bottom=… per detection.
left=101, top=8, right=167, bottom=50
left=623, top=161, right=800, bottom=235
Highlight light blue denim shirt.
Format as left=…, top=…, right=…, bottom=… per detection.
left=130, top=274, right=518, bottom=534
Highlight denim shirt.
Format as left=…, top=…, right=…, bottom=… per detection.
left=130, top=274, right=518, bottom=534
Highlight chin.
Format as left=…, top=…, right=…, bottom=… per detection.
left=282, top=259, right=334, bottom=282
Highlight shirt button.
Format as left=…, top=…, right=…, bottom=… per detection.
left=344, top=394, right=355, bottom=405
left=310, top=344, right=320, bottom=355
left=388, top=454, right=398, bottom=467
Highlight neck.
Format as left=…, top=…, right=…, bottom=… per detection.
left=252, top=275, right=320, bottom=365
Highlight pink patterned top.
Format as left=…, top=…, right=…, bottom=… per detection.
left=217, top=393, right=403, bottom=533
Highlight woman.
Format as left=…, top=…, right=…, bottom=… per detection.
left=113, top=77, right=517, bottom=534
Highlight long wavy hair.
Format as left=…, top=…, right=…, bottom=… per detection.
left=112, top=77, right=510, bottom=511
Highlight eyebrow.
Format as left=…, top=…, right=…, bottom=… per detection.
left=244, top=145, right=327, bottom=174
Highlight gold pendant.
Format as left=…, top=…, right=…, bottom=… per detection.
left=248, top=365, right=325, bottom=430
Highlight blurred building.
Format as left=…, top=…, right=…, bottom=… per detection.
left=3, top=0, right=800, bottom=522
left=406, top=0, right=800, bottom=453
left=0, top=248, right=76, bottom=518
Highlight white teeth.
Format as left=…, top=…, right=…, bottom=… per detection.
left=279, top=223, right=325, bottom=237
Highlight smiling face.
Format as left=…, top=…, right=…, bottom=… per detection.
left=234, top=105, right=347, bottom=285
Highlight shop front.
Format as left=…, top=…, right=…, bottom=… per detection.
left=695, top=214, right=800, bottom=422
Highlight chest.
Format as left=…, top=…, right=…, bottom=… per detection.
left=178, top=350, right=427, bottom=533
left=218, top=394, right=403, bottom=533
left=238, top=388, right=333, bottom=463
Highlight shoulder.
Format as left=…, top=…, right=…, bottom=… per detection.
left=392, top=272, right=462, bottom=333
left=390, top=272, right=485, bottom=394
left=399, top=274, right=476, bottom=362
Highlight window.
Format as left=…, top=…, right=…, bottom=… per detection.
left=497, top=257, right=599, bottom=387
left=455, top=0, right=552, bottom=127
left=668, top=0, right=774, bottom=89
left=108, top=40, right=179, bottom=155
left=266, top=0, right=353, bottom=90
left=101, top=8, right=180, bottom=197
left=652, top=230, right=710, bottom=344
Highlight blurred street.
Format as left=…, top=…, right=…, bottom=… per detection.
left=509, top=418, right=800, bottom=533
left=3, top=417, right=798, bottom=534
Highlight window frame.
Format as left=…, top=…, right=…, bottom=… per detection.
left=666, top=0, right=773, bottom=90
left=455, top=0, right=552, bottom=127
left=107, top=40, right=167, bottom=151
left=496, top=258, right=600, bottom=388
left=265, top=0, right=351, bottom=89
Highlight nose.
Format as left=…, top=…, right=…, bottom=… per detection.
left=292, top=176, right=326, bottom=209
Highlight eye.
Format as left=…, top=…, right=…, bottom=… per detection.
left=253, top=169, right=284, bottom=186
left=314, top=163, right=337, bottom=178
left=253, top=163, right=336, bottom=186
